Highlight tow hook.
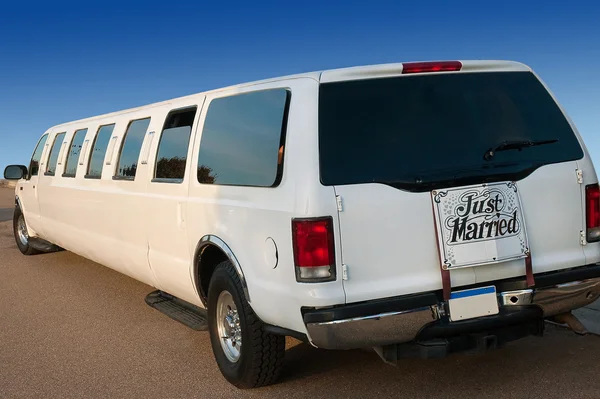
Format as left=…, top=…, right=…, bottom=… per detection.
left=550, top=312, right=588, bottom=335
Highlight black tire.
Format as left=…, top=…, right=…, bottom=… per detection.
left=207, top=260, right=285, bottom=389
left=13, top=206, right=41, bottom=256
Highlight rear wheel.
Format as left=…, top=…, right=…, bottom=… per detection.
left=13, top=207, right=41, bottom=256
left=207, top=260, right=285, bottom=388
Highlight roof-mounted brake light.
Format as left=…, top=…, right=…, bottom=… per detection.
left=402, top=61, right=462, bottom=74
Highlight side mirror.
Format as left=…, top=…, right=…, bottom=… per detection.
left=3, top=165, right=28, bottom=180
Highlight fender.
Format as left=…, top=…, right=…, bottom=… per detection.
left=192, top=235, right=251, bottom=304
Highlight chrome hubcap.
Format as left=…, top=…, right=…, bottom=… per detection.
left=216, top=290, right=242, bottom=363
left=17, top=215, right=29, bottom=246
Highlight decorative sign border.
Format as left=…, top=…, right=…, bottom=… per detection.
left=432, top=181, right=529, bottom=270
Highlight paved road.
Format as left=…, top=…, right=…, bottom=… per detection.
left=1, top=187, right=600, bottom=398
left=574, top=297, right=600, bottom=334
left=0, top=206, right=12, bottom=222
left=1, top=186, right=14, bottom=221
left=0, top=208, right=12, bottom=222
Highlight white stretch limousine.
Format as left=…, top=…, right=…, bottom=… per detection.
left=5, top=60, right=600, bottom=388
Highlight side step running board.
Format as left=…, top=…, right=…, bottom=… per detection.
left=145, top=290, right=208, bottom=331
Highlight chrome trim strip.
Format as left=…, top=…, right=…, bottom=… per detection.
left=193, top=235, right=250, bottom=304
left=15, top=194, right=23, bottom=212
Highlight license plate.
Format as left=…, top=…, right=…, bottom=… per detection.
left=448, top=286, right=499, bottom=322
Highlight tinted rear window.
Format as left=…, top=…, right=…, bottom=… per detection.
left=319, top=72, right=583, bottom=191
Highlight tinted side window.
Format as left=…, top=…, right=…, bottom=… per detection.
left=154, top=107, right=197, bottom=181
left=87, top=124, right=115, bottom=178
left=115, top=118, right=151, bottom=179
left=197, top=89, right=289, bottom=186
left=29, top=134, right=48, bottom=178
left=45, top=132, right=66, bottom=176
left=63, top=128, right=88, bottom=177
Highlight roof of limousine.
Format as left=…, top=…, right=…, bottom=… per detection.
left=47, top=60, right=531, bottom=130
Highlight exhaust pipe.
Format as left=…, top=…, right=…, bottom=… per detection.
left=551, top=312, right=588, bottom=335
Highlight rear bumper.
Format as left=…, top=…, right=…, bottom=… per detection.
left=304, top=265, right=600, bottom=350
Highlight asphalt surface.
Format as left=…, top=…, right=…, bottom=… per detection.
left=0, top=183, right=14, bottom=221
left=2, top=187, right=600, bottom=399
left=0, top=207, right=12, bottom=222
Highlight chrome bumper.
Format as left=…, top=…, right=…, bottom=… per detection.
left=305, top=277, right=600, bottom=350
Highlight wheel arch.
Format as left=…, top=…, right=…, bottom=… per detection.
left=14, top=195, right=35, bottom=237
left=192, top=235, right=250, bottom=307
left=15, top=195, right=24, bottom=212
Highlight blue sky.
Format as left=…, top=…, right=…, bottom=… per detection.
left=1, top=0, right=599, bottom=172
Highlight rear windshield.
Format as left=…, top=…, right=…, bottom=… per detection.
left=319, top=71, right=583, bottom=191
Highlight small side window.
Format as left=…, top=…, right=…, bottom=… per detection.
left=63, top=128, right=88, bottom=177
left=115, top=118, right=151, bottom=179
left=87, top=124, right=115, bottom=178
left=45, top=132, right=66, bottom=176
left=197, top=89, right=290, bottom=187
left=28, top=134, right=48, bottom=179
left=154, top=107, right=197, bottom=182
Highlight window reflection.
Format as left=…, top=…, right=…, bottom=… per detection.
left=29, top=134, right=48, bottom=178
left=116, top=118, right=150, bottom=178
left=155, top=126, right=191, bottom=179
left=46, top=132, right=65, bottom=175
left=197, top=89, right=289, bottom=186
left=64, top=128, right=87, bottom=177
left=87, top=124, right=115, bottom=178
left=154, top=107, right=196, bottom=181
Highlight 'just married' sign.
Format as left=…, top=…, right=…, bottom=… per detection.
left=432, top=182, right=529, bottom=270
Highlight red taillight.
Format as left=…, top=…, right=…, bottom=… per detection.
left=402, top=61, right=462, bottom=74
left=292, top=217, right=335, bottom=282
left=586, top=184, right=600, bottom=242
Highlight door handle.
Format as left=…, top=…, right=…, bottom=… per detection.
left=177, top=202, right=185, bottom=230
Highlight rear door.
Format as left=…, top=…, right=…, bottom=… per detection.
left=145, top=102, right=204, bottom=306
left=319, top=68, right=586, bottom=304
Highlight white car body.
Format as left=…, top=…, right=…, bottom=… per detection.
left=8, top=60, right=600, bottom=378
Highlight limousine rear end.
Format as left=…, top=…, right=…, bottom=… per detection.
left=4, top=60, right=600, bottom=388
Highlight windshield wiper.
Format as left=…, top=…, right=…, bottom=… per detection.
left=483, top=139, right=559, bottom=161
